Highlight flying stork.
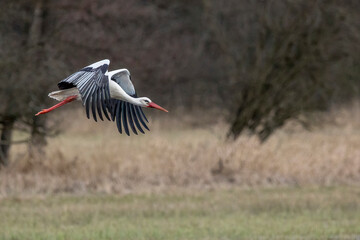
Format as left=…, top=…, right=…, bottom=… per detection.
left=35, top=59, right=168, bottom=135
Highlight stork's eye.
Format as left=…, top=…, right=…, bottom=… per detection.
left=144, top=100, right=150, bottom=103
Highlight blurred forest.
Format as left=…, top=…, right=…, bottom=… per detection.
left=0, top=0, right=359, bottom=166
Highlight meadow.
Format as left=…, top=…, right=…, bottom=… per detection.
left=1, top=186, right=359, bottom=239
left=0, top=103, right=359, bottom=239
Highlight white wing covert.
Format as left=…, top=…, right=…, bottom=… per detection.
left=108, top=70, right=149, bottom=136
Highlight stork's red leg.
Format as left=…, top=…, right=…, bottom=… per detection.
left=35, top=95, right=77, bottom=116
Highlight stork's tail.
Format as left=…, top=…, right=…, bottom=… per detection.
left=36, top=88, right=80, bottom=116
left=48, top=88, right=80, bottom=101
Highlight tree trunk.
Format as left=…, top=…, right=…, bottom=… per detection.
left=28, top=0, right=48, bottom=155
left=0, top=117, right=15, bottom=166
left=29, top=116, right=47, bottom=157
left=27, top=0, right=44, bottom=48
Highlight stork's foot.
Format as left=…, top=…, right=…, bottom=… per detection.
left=35, top=109, right=49, bottom=116
left=35, top=95, right=77, bottom=116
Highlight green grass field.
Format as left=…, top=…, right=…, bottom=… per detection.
left=1, top=186, right=359, bottom=240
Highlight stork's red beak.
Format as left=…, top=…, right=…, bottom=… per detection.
left=147, top=102, right=168, bottom=112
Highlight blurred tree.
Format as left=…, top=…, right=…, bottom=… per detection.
left=204, top=0, right=360, bottom=141
left=0, top=0, right=31, bottom=166
left=0, top=0, right=63, bottom=166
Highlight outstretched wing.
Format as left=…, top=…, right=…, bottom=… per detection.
left=108, top=99, right=149, bottom=136
left=107, top=69, right=149, bottom=136
left=58, top=59, right=111, bottom=122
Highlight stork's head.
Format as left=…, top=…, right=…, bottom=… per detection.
left=138, top=97, right=168, bottom=112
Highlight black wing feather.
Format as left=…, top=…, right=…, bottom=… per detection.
left=135, top=106, right=150, bottom=131
left=116, top=101, right=122, bottom=134
left=85, top=98, right=91, bottom=119
left=122, top=101, right=130, bottom=136
left=108, top=99, right=117, bottom=121
left=130, top=105, right=144, bottom=134
left=96, top=89, right=103, bottom=121
left=91, top=92, right=97, bottom=122
left=126, top=103, right=138, bottom=135
left=99, top=89, right=109, bottom=120
left=139, top=107, right=149, bottom=123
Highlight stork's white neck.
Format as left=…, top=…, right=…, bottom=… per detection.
left=108, top=79, right=141, bottom=105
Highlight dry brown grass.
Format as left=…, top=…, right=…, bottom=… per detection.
left=1, top=102, right=359, bottom=196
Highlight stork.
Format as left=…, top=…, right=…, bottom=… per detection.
left=35, top=59, right=168, bottom=135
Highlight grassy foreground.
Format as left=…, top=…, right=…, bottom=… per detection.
left=1, top=186, right=359, bottom=240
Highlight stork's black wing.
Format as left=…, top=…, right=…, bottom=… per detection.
left=107, top=97, right=149, bottom=136
left=58, top=59, right=111, bottom=121
left=107, top=70, right=149, bottom=136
